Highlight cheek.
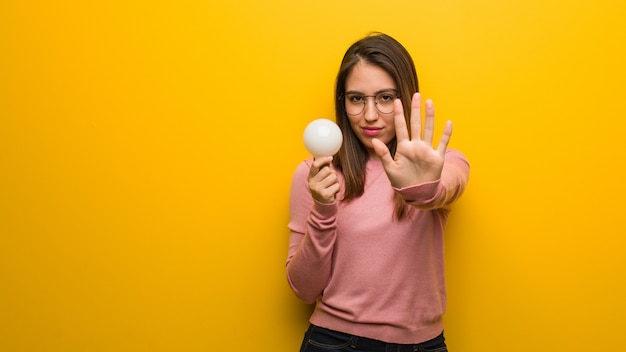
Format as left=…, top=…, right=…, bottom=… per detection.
left=347, top=116, right=361, bottom=132
left=381, top=115, right=395, bottom=129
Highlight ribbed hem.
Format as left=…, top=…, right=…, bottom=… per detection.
left=309, top=306, right=444, bottom=345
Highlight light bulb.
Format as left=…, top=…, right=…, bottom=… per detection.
left=303, top=118, right=343, bottom=157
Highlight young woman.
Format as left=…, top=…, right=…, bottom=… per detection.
left=287, top=33, right=470, bottom=352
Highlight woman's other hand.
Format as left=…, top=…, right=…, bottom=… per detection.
left=372, top=93, right=452, bottom=189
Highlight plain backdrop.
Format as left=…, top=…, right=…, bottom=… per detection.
left=1, top=1, right=625, bottom=351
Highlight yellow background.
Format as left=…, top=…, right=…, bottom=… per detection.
left=1, top=0, right=625, bottom=351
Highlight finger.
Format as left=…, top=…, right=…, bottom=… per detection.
left=372, top=138, right=395, bottom=167
left=313, top=156, right=333, bottom=169
left=423, top=99, right=435, bottom=145
left=410, top=92, right=422, bottom=141
left=327, top=182, right=340, bottom=199
left=436, top=120, right=453, bottom=156
left=309, top=156, right=333, bottom=179
left=393, top=99, right=409, bottom=143
left=317, top=181, right=341, bottom=204
left=313, top=172, right=340, bottom=204
left=316, top=169, right=338, bottom=188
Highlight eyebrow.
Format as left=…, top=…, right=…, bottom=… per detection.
left=344, top=88, right=397, bottom=95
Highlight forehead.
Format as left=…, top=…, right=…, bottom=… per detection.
left=345, top=61, right=396, bottom=92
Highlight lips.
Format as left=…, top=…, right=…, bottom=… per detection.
left=362, top=127, right=382, bottom=137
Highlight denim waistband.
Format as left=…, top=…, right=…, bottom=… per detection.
left=308, top=324, right=445, bottom=352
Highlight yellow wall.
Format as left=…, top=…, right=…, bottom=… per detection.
left=1, top=1, right=625, bottom=351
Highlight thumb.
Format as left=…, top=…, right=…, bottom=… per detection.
left=372, top=138, right=394, bottom=167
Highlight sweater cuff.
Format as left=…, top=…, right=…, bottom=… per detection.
left=312, top=199, right=338, bottom=218
left=394, top=179, right=440, bottom=204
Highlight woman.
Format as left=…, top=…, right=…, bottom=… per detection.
left=287, top=32, right=470, bottom=352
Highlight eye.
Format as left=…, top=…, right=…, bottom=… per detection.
left=347, top=94, right=364, bottom=103
left=378, top=94, right=395, bottom=103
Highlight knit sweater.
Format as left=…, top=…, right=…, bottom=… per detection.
left=286, top=149, right=470, bottom=344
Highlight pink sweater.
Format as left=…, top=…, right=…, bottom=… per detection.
left=286, top=149, right=470, bottom=344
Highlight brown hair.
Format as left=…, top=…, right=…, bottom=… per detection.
left=332, top=32, right=419, bottom=220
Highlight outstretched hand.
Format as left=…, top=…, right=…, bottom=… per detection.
left=371, top=93, right=452, bottom=189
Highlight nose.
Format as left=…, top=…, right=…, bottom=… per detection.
left=363, top=97, right=378, bottom=122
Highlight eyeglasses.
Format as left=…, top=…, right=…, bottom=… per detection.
left=342, top=90, right=399, bottom=116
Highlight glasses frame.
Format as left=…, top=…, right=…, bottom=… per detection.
left=341, top=90, right=400, bottom=116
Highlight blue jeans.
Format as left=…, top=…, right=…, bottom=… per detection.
left=299, top=324, right=447, bottom=352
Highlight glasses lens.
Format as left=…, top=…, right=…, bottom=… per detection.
left=345, top=94, right=365, bottom=115
left=375, top=92, right=396, bottom=114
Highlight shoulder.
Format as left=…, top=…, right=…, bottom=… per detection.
left=293, top=157, right=314, bottom=178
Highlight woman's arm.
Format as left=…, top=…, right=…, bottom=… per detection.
left=286, top=160, right=339, bottom=304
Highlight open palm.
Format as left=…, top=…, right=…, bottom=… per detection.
left=372, top=93, right=452, bottom=189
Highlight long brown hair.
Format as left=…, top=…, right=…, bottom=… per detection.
left=332, top=32, right=419, bottom=220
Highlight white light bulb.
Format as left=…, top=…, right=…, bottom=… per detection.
left=303, top=118, right=343, bottom=157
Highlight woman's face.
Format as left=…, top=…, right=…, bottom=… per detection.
left=344, top=61, right=397, bottom=154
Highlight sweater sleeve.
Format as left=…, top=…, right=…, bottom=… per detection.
left=286, top=160, right=338, bottom=304
left=395, top=148, right=470, bottom=210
